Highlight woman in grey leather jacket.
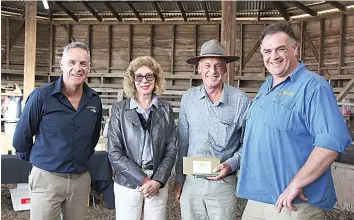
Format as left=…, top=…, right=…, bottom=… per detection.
left=107, top=56, right=177, bottom=220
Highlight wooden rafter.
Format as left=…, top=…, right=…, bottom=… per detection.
left=337, top=77, right=354, bottom=101
left=327, top=1, right=346, bottom=11
left=61, top=25, right=76, bottom=42
left=104, top=2, right=122, bottom=22
left=273, top=1, right=290, bottom=21
left=126, top=2, right=142, bottom=22
left=288, top=1, right=317, bottom=16
left=201, top=1, right=210, bottom=22
left=151, top=1, right=164, bottom=22
left=296, top=24, right=330, bottom=77
left=243, top=39, right=260, bottom=67
left=81, top=2, right=102, bottom=22
left=53, top=1, right=78, bottom=22
left=47, top=2, right=53, bottom=22
left=338, top=14, right=345, bottom=75
left=177, top=1, right=187, bottom=22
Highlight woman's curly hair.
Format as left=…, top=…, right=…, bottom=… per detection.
left=123, top=56, right=166, bottom=98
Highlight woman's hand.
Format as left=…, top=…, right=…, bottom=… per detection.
left=138, top=180, right=161, bottom=198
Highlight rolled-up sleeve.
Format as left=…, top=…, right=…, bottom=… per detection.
left=13, top=89, right=43, bottom=161
left=305, top=85, right=352, bottom=153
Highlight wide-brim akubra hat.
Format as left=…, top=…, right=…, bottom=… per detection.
left=186, top=39, right=239, bottom=65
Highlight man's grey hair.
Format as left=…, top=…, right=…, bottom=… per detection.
left=62, top=41, right=91, bottom=61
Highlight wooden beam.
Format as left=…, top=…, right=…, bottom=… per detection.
left=300, top=21, right=305, bottom=61
left=87, top=24, right=94, bottom=73
left=238, top=24, right=243, bottom=87
left=60, top=25, right=76, bottom=43
left=107, top=25, right=112, bottom=72
left=273, top=1, right=290, bottom=21
left=87, top=25, right=92, bottom=48
left=152, top=1, right=164, bottom=22
left=47, top=5, right=53, bottom=23
left=150, top=25, right=154, bottom=56
left=194, top=24, right=198, bottom=75
left=24, top=1, right=37, bottom=100
left=171, top=25, right=176, bottom=76
left=296, top=24, right=330, bottom=77
left=221, top=0, right=236, bottom=86
left=68, top=24, right=73, bottom=43
left=327, top=1, right=346, bottom=11
left=257, top=1, right=261, bottom=21
left=81, top=2, right=102, bottom=22
left=104, top=2, right=122, bottom=22
left=337, top=77, right=354, bottom=101
left=53, top=1, right=79, bottom=22
left=126, top=2, right=142, bottom=22
left=318, top=18, right=324, bottom=75
left=177, top=1, right=187, bottom=22
left=6, top=19, right=10, bottom=69
left=297, top=24, right=318, bottom=61
left=128, top=25, right=132, bottom=62
left=339, top=14, right=345, bottom=75
left=243, top=39, right=260, bottom=67
left=201, top=1, right=210, bottom=22
left=288, top=1, right=317, bottom=16
left=1, top=22, right=25, bottom=62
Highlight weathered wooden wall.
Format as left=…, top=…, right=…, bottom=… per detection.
left=2, top=14, right=354, bottom=99
left=1, top=13, right=354, bottom=163
left=332, top=162, right=354, bottom=212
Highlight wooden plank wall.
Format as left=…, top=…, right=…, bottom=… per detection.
left=332, top=162, right=354, bottom=212
left=2, top=14, right=354, bottom=112
left=1, top=14, right=354, bottom=164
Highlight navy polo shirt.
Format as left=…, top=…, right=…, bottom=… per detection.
left=13, top=76, right=102, bottom=174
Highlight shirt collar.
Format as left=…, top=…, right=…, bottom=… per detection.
left=129, top=94, right=159, bottom=110
left=265, top=61, right=305, bottom=90
left=197, top=84, right=227, bottom=104
left=50, top=76, right=97, bottom=97
left=288, top=61, right=305, bottom=83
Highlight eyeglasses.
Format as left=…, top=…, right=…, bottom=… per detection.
left=134, top=74, right=155, bottom=82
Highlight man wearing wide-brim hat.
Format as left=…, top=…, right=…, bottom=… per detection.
left=174, top=39, right=251, bottom=220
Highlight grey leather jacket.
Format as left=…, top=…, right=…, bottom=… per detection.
left=107, top=98, right=177, bottom=189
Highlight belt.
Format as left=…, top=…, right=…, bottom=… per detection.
left=142, top=164, right=153, bottom=171
left=193, top=175, right=210, bottom=180
left=50, top=172, right=84, bottom=179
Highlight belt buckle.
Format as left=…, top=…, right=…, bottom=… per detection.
left=142, top=164, right=153, bottom=171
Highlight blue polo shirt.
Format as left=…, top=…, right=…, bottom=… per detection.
left=13, top=76, right=102, bottom=174
left=237, top=62, right=352, bottom=211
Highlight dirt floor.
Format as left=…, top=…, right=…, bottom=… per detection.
left=2, top=181, right=354, bottom=220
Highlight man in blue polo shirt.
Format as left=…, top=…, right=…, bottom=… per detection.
left=13, top=42, right=102, bottom=220
left=237, top=22, right=352, bottom=220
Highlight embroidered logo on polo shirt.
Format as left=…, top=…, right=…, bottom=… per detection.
left=280, top=91, right=294, bottom=96
left=87, top=106, right=96, bottom=113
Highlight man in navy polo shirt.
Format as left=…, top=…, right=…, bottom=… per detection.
left=13, top=42, right=102, bottom=220
left=237, top=22, right=352, bottom=220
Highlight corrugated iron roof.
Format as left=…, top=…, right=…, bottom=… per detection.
left=1, top=1, right=354, bottom=22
